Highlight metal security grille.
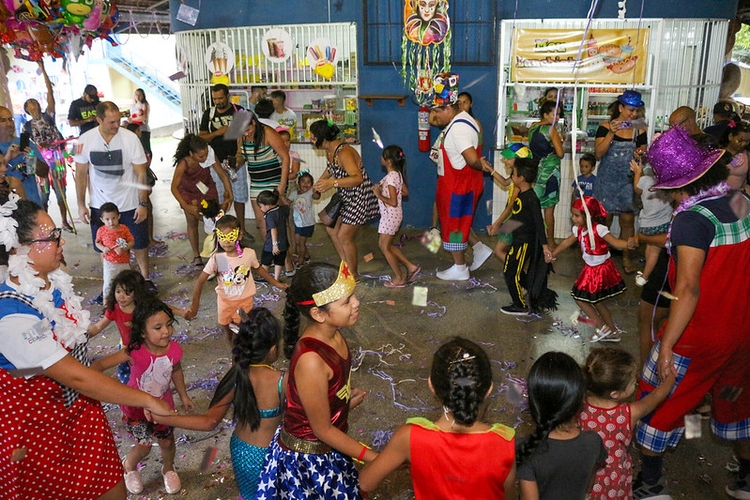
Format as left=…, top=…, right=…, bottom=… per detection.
left=363, top=0, right=495, bottom=65
left=175, top=23, right=358, bottom=133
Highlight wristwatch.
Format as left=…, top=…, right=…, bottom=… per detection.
left=138, top=201, right=148, bottom=207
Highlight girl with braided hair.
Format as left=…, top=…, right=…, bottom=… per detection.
left=154, top=307, right=286, bottom=500
left=360, top=337, right=516, bottom=499
left=516, top=351, right=606, bottom=500
left=256, top=261, right=376, bottom=498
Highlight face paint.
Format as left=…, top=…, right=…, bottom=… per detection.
left=216, top=227, right=240, bottom=243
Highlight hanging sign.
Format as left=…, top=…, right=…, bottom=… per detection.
left=402, top=0, right=452, bottom=106
left=511, top=28, right=649, bottom=84
left=205, top=41, right=234, bottom=78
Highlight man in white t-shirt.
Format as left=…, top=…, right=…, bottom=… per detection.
left=270, top=90, right=297, bottom=140
left=429, top=73, right=491, bottom=281
left=74, top=101, right=153, bottom=290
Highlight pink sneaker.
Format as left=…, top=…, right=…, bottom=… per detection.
left=123, top=461, right=143, bottom=494
left=162, top=468, right=181, bottom=494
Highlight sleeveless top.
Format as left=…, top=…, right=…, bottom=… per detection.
left=177, top=159, right=219, bottom=204
left=258, top=369, right=285, bottom=419
left=529, top=124, right=555, bottom=158
left=283, top=336, right=351, bottom=441
left=408, top=417, right=516, bottom=499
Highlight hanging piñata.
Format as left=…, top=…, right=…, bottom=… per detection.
left=402, top=0, right=451, bottom=106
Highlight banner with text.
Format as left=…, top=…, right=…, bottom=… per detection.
left=511, top=28, right=649, bottom=84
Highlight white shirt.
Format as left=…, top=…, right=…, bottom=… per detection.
left=440, top=110, right=479, bottom=176
left=74, top=127, right=147, bottom=211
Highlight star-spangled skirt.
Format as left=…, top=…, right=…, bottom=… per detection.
left=254, top=428, right=361, bottom=499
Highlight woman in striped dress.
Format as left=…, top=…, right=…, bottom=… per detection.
left=236, top=112, right=290, bottom=236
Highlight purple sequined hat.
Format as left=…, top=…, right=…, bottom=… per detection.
left=646, top=126, right=725, bottom=190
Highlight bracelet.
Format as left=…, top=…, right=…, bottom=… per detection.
left=272, top=241, right=279, bottom=246
left=333, top=180, right=339, bottom=188
left=357, top=445, right=368, bottom=461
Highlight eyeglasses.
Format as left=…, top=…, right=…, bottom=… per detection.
left=23, top=227, right=63, bottom=246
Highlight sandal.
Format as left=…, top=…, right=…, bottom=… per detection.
left=590, top=325, right=616, bottom=343
left=384, top=280, right=407, bottom=288
left=61, top=223, right=74, bottom=233
left=405, top=265, right=422, bottom=283
left=192, top=256, right=204, bottom=267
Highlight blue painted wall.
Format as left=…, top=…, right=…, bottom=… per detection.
left=170, top=0, right=738, bottom=229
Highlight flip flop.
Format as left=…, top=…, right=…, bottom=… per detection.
left=405, top=265, right=421, bottom=283
left=192, top=256, right=204, bottom=267
left=384, top=280, right=407, bottom=288
left=61, top=224, right=74, bottom=233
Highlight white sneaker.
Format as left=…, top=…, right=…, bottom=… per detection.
left=436, top=264, right=470, bottom=281
left=635, top=271, right=648, bottom=287
left=469, top=242, right=493, bottom=271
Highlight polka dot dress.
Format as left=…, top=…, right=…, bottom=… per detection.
left=0, top=367, right=122, bottom=498
left=579, top=402, right=633, bottom=499
left=327, top=144, right=379, bottom=226
left=377, top=171, right=404, bottom=236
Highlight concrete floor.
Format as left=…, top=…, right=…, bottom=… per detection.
left=58, top=137, right=734, bottom=499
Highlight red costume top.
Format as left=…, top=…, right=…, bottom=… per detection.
left=408, top=417, right=515, bottom=499
left=283, top=337, right=351, bottom=440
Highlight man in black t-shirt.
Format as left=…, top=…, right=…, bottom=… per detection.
left=199, top=84, right=250, bottom=236
left=67, top=84, right=99, bottom=135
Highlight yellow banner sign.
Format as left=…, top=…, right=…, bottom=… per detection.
left=512, top=28, right=649, bottom=84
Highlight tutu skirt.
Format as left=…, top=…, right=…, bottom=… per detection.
left=571, top=259, right=626, bottom=303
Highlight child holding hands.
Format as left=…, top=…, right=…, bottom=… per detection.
left=288, top=171, right=320, bottom=266
left=256, top=262, right=377, bottom=497
left=188, top=214, right=285, bottom=345
left=360, top=337, right=516, bottom=499
left=580, top=347, right=675, bottom=499
left=91, top=298, right=194, bottom=495
left=548, top=196, right=635, bottom=342
left=95, top=202, right=134, bottom=301
left=154, top=307, right=286, bottom=500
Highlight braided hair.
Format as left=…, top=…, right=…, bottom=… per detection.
left=209, top=308, right=281, bottom=431
left=516, top=351, right=585, bottom=466
left=430, top=337, right=492, bottom=426
left=282, top=262, right=339, bottom=359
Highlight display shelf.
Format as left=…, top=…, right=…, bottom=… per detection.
left=359, top=94, right=409, bottom=107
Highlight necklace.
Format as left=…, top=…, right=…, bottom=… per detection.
left=249, top=363, right=275, bottom=370
left=666, top=181, right=730, bottom=253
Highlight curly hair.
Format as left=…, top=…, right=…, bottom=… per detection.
left=105, top=269, right=154, bottom=314
left=583, top=347, right=637, bottom=400
left=282, top=262, right=339, bottom=359
left=430, top=337, right=492, bottom=426
left=516, top=351, right=586, bottom=466
left=210, top=307, right=281, bottom=431
left=128, top=298, right=175, bottom=353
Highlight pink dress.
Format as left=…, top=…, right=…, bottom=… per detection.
left=579, top=401, right=633, bottom=499
left=377, top=170, right=403, bottom=236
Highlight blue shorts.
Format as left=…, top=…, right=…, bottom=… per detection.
left=295, top=225, right=315, bottom=238
left=232, top=168, right=249, bottom=203
left=90, top=207, right=148, bottom=251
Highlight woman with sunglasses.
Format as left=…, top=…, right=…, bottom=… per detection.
left=0, top=195, right=171, bottom=499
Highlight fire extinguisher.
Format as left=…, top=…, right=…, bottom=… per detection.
left=417, top=106, right=430, bottom=152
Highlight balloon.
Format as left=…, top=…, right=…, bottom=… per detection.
left=82, top=4, right=101, bottom=30
left=27, top=22, right=55, bottom=52
left=62, top=0, right=95, bottom=16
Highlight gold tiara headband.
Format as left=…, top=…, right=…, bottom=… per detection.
left=298, top=261, right=356, bottom=307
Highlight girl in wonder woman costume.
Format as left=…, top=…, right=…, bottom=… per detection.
left=255, top=261, right=378, bottom=498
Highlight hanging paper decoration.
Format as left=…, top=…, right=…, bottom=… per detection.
left=402, top=0, right=452, bottom=106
